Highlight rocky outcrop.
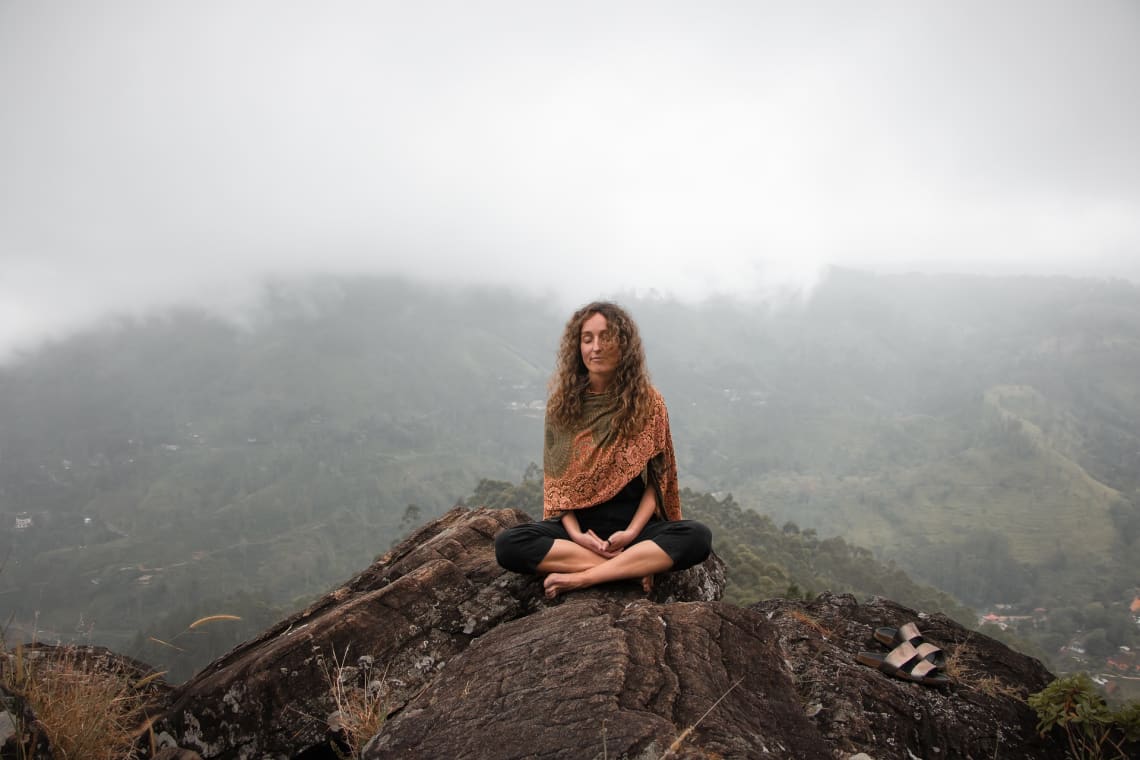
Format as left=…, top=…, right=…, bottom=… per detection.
left=753, top=594, right=1061, bottom=759
left=362, top=596, right=831, bottom=759
left=156, top=506, right=1073, bottom=759
left=158, top=507, right=725, bottom=758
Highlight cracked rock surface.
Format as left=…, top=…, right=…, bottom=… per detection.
left=157, top=507, right=1077, bottom=759
left=753, top=594, right=1065, bottom=760
left=363, top=598, right=829, bottom=760
left=159, top=507, right=724, bottom=758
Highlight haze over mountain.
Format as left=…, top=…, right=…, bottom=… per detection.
left=2, top=0, right=1139, bottom=698
left=2, top=270, right=1138, bottom=685
left=3, top=1, right=1139, bottom=360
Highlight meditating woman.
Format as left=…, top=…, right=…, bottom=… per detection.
left=495, top=301, right=712, bottom=599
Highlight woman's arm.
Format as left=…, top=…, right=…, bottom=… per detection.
left=560, top=511, right=616, bottom=557
left=604, top=484, right=658, bottom=552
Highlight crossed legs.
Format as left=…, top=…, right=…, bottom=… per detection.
left=537, top=539, right=673, bottom=598
left=495, top=518, right=710, bottom=599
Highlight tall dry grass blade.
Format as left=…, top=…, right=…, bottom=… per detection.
left=661, top=677, right=745, bottom=758
left=133, top=670, right=168, bottom=688
left=131, top=712, right=160, bottom=739
left=147, top=636, right=185, bottom=652
left=188, top=614, right=242, bottom=629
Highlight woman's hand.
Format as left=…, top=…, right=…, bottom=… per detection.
left=581, top=529, right=623, bottom=558
left=604, top=528, right=639, bottom=553
left=566, top=527, right=621, bottom=558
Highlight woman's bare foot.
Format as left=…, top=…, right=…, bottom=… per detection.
left=543, top=544, right=673, bottom=599
left=543, top=571, right=590, bottom=599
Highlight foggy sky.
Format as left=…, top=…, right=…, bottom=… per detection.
left=2, top=1, right=1139, bottom=359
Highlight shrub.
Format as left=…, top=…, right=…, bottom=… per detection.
left=1028, top=673, right=1140, bottom=760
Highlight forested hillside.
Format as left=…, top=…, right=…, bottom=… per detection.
left=0, top=279, right=555, bottom=675
left=2, top=271, right=1137, bottom=681
left=636, top=273, right=1140, bottom=620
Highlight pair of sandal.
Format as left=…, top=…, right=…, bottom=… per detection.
left=857, top=622, right=951, bottom=686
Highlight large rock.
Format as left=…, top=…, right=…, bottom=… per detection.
left=753, top=593, right=1063, bottom=759
left=158, top=506, right=1078, bottom=759
left=362, top=597, right=830, bottom=759
left=159, top=507, right=724, bottom=758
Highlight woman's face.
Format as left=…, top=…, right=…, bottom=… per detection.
left=580, top=312, right=620, bottom=389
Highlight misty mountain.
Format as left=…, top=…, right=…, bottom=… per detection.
left=2, top=270, right=1138, bottom=679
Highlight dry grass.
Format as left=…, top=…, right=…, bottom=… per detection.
left=941, top=639, right=970, bottom=679
left=1, top=644, right=151, bottom=760
left=660, top=677, right=743, bottom=759
left=786, top=609, right=834, bottom=639
left=147, top=613, right=244, bottom=654
left=322, top=646, right=388, bottom=758
left=971, top=673, right=1025, bottom=700
left=942, top=638, right=1025, bottom=700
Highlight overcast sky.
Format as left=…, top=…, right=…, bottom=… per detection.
left=2, top=1, right=1139, bottom=359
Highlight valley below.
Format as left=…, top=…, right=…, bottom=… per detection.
left=3, top=270, right=1138, bottom=693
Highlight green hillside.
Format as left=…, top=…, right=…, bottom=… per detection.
left=738, top=389, right=1122, bottom=567
left=2, top=271, right=1138, bottom=679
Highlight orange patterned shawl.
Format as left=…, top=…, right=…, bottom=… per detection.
left=542, top=386, right=681, bottom=521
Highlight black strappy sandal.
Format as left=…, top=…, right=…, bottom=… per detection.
left=874, top=621, right=946, bottom=668
left=857, top=640, right=951, bottom=686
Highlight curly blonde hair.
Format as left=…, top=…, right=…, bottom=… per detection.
left=546, top=301, right=654, bottom=440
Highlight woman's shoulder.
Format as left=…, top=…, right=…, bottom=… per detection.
left=646, top=384, right=668, bottom=409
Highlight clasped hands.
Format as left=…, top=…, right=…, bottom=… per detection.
left=571, top=527, right=638, bottom=559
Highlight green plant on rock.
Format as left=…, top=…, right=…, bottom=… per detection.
left=1113, top=700, right=1140, bottom=743
left=1028, top=673, right=1140, bottom=760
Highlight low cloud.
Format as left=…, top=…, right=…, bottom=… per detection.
left=2, top=1, right=1138, bottom=360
